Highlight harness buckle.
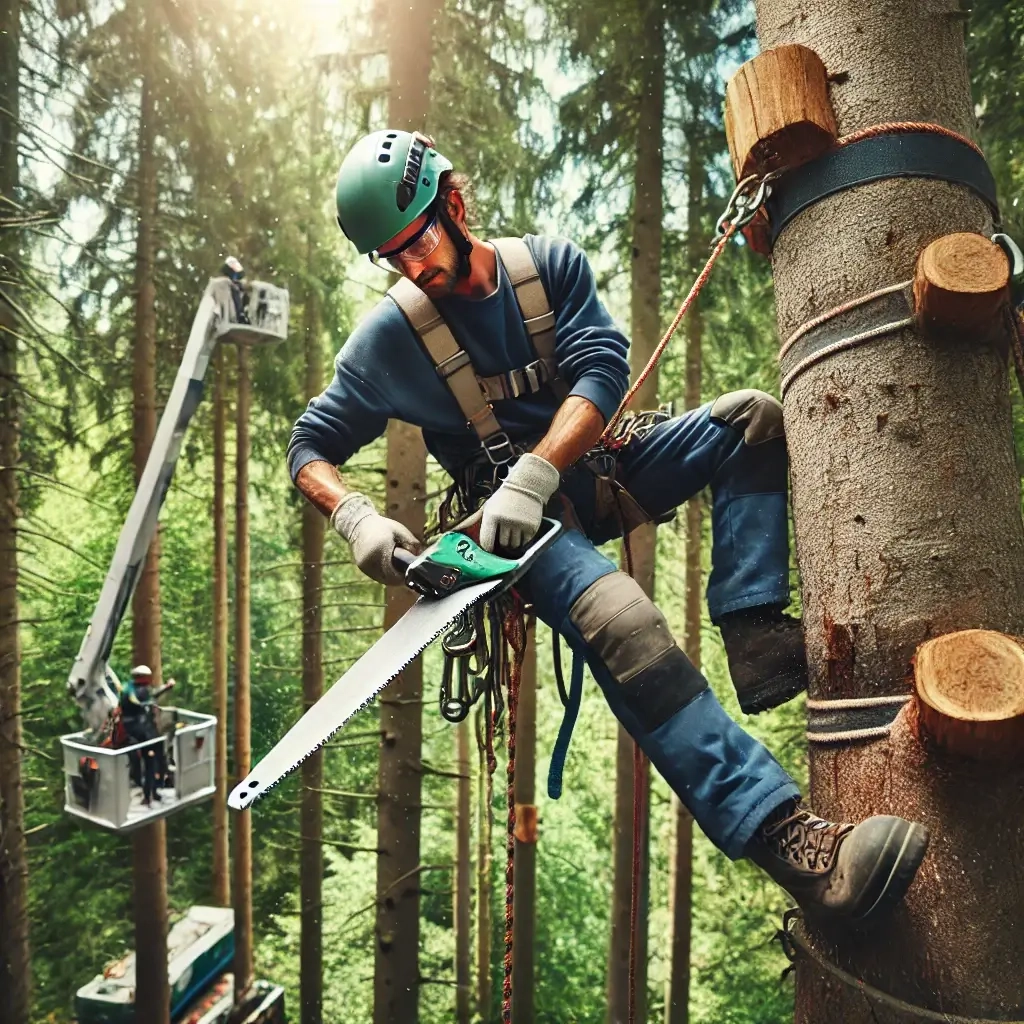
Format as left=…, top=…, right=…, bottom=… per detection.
left=481, top=431, right=515, bottom=465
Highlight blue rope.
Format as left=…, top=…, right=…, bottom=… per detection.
left=547, top=634, right=584, bottom=800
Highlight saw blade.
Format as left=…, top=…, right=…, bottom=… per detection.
left=228, top=578, right=502, bottom=811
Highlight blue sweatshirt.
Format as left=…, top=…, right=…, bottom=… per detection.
left=287, top=234, right=631, bottom=480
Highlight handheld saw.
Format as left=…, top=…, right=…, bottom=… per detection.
left=228, top=517, right=561, bottom=811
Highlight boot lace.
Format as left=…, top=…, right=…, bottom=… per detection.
left=760, top=807, right=854, bottom=873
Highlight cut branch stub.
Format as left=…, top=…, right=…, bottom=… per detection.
left=913, top=232, right=1010, bottom=338
left=514, top=803, right=538, bottom=844
left=914, top=629, right=1024, bottom=762
left=724, top=43, right=838, bottom=181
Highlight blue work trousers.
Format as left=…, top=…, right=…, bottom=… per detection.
left=518, top=403, right=800, bottom=858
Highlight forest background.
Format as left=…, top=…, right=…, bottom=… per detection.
left=4, top=0, right=1024, bottom=1021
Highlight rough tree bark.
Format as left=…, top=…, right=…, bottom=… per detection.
left=130, top=7, right=170, bottom=1019
left=510, top=623, right=537, bottom=1023
left=212, top=347, right=230, bottom=907
left=665, top=124, right=705, bottom=1024
left=374, top=0, right=435, bottom=1018
left=608, top=5, right=663, bottom=1019
left=751, top=4, right=1024, bottom=1021
left=300, top=172, right=326, bottom=1024
left=233, top=343, right=254, bottom=1005
left=0, top=0, right=31, bottom=1014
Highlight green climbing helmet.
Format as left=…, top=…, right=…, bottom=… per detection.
left=335, top=130, right=454, bottom=255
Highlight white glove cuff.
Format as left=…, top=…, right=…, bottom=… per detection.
left=506, top=453, right=561, bottom=502
left=330, top=492, right=375, bottom=541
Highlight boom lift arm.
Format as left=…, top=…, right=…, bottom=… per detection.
left=67, top=272, right=289, bottom=732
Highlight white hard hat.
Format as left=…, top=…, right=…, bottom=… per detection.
left=130, top=664, right=153, bottom=678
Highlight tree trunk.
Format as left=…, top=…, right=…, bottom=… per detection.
left=374, top=422, right=426, bottom=1024
left=0, top=0, right=31, bottom=1014
left=454, top=719, right=472, bottom=1024
left=751, top=4, right=1024, bottom=1020
left=510, top=623, right=537, bottom=1024
left=608, top=6, right=662, bottom=1020
left=476, top=715, right=492, bottom=1022
left=300, top=202, right=325, bottom=1024
left=374, top=0, right=435, bottom=1017
left=212, top=346, right=230, bottom=907
left=666, top=124, right=704, bottom=1024
left=233, top=343, right=254, bottom=1004
left=131, top=14, right=169, bottom=1021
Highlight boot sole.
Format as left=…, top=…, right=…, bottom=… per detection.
left=852, top=819, right=930, bottom=924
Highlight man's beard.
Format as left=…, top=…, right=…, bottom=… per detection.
left=414, top=248, right=459, bottom=297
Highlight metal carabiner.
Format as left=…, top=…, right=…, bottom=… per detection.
left=440, top=654, right=473, bottom=723
left=714, top=169, right=785, bottom=240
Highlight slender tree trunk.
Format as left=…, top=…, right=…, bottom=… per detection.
left=510, top=623, right=536, bottom=1024
left=608, top=6, right=662, bottom=1020
left=665, top=125, right=704, bottom=1024
left=751, top=4, right=1024, bottom=1020
left=300, top=174, right=325, bottom=1024
left=476, top=715, right=492, bottom=1022
left=233, top=343, right=254, bottom=1005
left=374, top=0, right=436, bottom=1017
left=454, top=719, right=472, bottom=1024
left=212, top=346, right=230, bottom=907
left=130, top=15, right=169, bottom=1021
left=0, top=0, right=30, bottom=1014
left=374, top=422, right=426, bottom=1024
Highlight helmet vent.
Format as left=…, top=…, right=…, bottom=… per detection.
left=382, top=140, right=392, bottom=149
left=378, top=154, right=390, bottom=163
left=422, top=177, right=430, bottom=186
left=386, top=132, right=398, bottom=139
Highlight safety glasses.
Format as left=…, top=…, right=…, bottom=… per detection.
left=370, top=209, right=443, bottom=273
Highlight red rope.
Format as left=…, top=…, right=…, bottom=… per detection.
left=628, top=741, right=649, bottom=1024
left=500, top=597, right=526, bottom=1024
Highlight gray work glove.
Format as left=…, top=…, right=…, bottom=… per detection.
left=330, top=493, right=423, bottom=586
left=480, top=453, right=561, bottom=553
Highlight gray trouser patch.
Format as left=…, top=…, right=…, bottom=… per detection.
left=709, top=389, right=784, bottom=445
left=569, top=572, right=706, bottom=733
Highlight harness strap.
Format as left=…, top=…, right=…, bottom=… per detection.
left=389, top=276, right=515, bottom=464
left=388, top=237, right=566, bottom=465
left=491, top=237, right=568, bottom=400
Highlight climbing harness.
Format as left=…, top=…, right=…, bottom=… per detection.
left=777, top=909, right=1022, bottom=1023
left=388, top=236, right=568, bottom=468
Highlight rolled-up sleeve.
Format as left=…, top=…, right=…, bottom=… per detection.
left=286, top=355, right=391, bottom=483
left=545, top=239, right=630, bottom=422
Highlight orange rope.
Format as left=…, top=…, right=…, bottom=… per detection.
left=602, top=222, right=738, bottom=443
left=837, top=120, right=984, bottom=157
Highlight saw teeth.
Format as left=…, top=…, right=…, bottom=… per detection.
left=229, top=599, right=489, bottom=810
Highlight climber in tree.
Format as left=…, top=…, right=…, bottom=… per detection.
left=287, top=129, right=930, bottom=924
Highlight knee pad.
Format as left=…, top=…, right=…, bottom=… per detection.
left=568, top=572, right=707, bottom=733
left=710, top=389, right=784, bottom=445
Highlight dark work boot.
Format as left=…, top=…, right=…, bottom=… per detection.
left=718, top=604, right=808, bottom=714
left=746, top=801, right=930, bottom=925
